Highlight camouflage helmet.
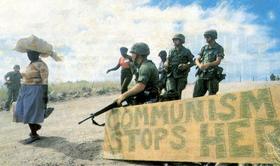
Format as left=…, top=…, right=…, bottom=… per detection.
left=204, top=30, right=218, bottom=39
left=130, top=42, right=150, bottom=56
left=13, top=64, right=20, bottom=69
left=172, top=34, right=185, bottom=43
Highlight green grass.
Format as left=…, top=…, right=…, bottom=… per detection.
left=0, top=81, right=120, bottom=103
left=0, top=86, right=7, bottom=102
left=49, top=80, right=120, bottom=94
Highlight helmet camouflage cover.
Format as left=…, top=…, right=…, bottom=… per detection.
left=13, top=65, right=20, bottom=69
left=204, top=30, right=218, bottom=39
left=130, top=42, right=150, bottom=56
left=172, top=34, right=185, bottom=43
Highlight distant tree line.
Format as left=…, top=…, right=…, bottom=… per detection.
left=270, top=73, right=280, bottom=81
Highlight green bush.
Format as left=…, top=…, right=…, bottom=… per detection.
left=0, top=86, right=7, bottom=102
left=49, top=80, right=120, bottom=94
left=0, top=81, right=120, bottom=103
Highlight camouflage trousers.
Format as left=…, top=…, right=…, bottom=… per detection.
left=166, top=76, right=188, bottom=99
left=193, top=78, right=219, bottom=97
left=4, top=87, right=20, bottom=110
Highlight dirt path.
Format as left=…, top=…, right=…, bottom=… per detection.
left=0, top=81, right=279, bottom=166
left=0, top=94, right=164, bottom=166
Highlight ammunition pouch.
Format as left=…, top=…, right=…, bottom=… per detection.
left=130, top=87, right=159, bottom=105
left=215, top=66, right=226, bottom=82
left=195, top=66, right=226, bottom=82
left=159, top=90, right=180, bottom=102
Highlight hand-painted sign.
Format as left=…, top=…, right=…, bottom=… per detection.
left=104, top=86, right=280, bottom=163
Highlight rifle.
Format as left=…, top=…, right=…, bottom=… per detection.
left=79, top=90, right=157, bottom=126
left=78, top=101, right=121, bottom=126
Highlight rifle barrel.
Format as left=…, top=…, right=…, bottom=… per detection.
left=78, top=102, right=118, bottom=125
left=78, top=116, right=93, bottom=124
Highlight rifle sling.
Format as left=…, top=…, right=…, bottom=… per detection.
left=91, top=118, right=105, bottom=126
left=90, top=102, right=119, bottom=126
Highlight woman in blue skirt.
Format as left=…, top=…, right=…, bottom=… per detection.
left=15, top=50, right=50, bottom=144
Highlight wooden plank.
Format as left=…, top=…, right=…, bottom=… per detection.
left=103, top=85, right=280, bottom=163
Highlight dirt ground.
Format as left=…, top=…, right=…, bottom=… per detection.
left=0, top=81, right=279, bottom=166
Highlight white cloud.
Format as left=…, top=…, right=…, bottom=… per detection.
left=0, top=0, right=278, bottom=83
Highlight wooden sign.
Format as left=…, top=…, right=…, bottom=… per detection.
left=103, top=85, right=280, bottom=163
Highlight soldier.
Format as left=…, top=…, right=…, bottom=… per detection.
left=158, top=50, right=167, bottom=93
left=107, top=47, right=134, bottom=94
left=165, top=34, right=194, bottom=100
left=4, top=65, right=22, bottom=111
left=193, top=30, right=226, bottom=97
left=116, top=42, right=159, bottom=105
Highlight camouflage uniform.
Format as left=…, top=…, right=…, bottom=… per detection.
left=130, top=42, right=159, bottom=104
left=166, top=34, right=194, bottom=99
left=193, top=30, right=225, bottom=97
left=4, top=68, right=22, bottom=111
left=134, top=60, right=159, bottom=104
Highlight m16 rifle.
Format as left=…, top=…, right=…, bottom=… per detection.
left=78, top=102, right=119, bottom=126
left=78, top=101, right=130, bottom=126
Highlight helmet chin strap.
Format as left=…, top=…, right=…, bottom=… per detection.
left=134, top=55, right=144, bottom=67
left=208, top=39, right=216, bottom=46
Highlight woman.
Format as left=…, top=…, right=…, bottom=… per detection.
left=106, top=47, right=134, bottom=93
left=15, top=50, right=50, bottom=144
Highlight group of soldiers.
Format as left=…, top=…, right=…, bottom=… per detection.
left=107, top=29, right=225, bottom=105
left=3, top=29, right=225, bottom=112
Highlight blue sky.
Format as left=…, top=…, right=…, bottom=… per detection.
left=0, top=0, right=279, bottom=83
left=148, top=0, right=280, bottom=81
left=149, top=0, right=280, bottom=52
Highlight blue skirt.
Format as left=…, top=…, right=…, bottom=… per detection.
left=15, top=85, right=45, bottom=124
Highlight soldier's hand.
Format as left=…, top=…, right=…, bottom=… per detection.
left=116, top=94, right=126, bottom=106
left=106, top=70, right=110, bottom=74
